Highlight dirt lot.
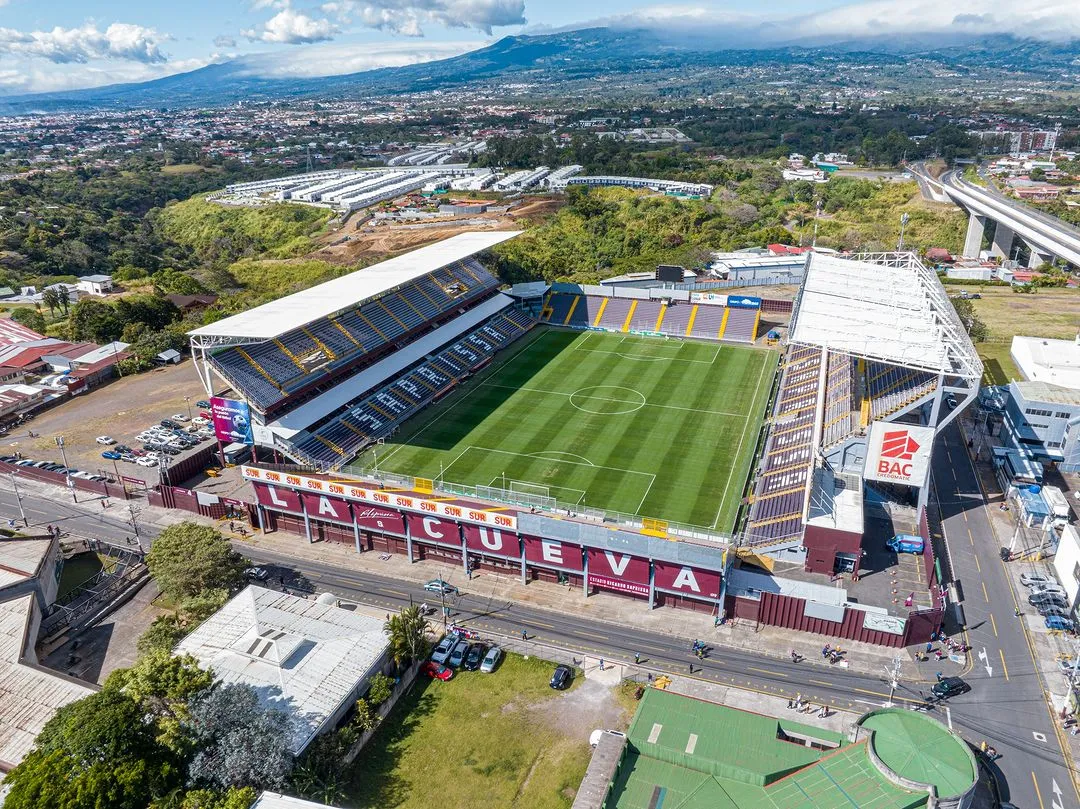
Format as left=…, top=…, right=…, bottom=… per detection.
left=2, top=361, right=208, bottom=475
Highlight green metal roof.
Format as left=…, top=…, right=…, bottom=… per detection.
left=609, top=690, right=942, bottom=809
left=858, top=710, right=977, bottom=798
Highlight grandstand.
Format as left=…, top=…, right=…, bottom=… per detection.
left=189, top=231, right=525, bottom=469
left=542, top=291, right=762, bottom=343
left=741, top=252, right=982, bottom=558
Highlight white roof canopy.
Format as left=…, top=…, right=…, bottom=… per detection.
left=188, top=230, right=521, bottom=342
left=790, top=253, right=982, bottom=379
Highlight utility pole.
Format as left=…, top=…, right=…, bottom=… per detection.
left=55, top=435, right=75, bottom=503
left=9, top=472, right=26, bottom=526
left=128, top=503, right=141, bottom=539
left=812, top=198, right=823, bottom=248
left=897, top=213, right=910, bottom=252
left=884, top=655, right=902, bottom=707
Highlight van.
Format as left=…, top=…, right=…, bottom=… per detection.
left=887, top=534, right=925, bottom=554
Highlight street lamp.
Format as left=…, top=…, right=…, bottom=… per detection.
left=184, top=395, right=192, bottom=420
left=9, top=472, right=27, bottom=526
left=897, top=213, right=911, bottom=252
left=128, top=503, right=141, bottom=539
left=55, top=435, right=76, bottom=503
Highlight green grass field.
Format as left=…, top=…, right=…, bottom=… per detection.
left=355, top=328, right=775, bottom=531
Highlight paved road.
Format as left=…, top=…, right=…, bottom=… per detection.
left=935, top=422, right=1077, bottom=808
left=2, top=470, right=1076, bottom=804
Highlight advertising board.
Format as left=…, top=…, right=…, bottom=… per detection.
left=864, top=422, right=935, bottom=486
left=210, top=396, right=254, bottom=445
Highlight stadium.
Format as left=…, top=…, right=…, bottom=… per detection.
left=190, top=234, right=981, bottom=647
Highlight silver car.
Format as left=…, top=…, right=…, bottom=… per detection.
left=480, top=645, right=502, bottom=673
left=430, top=635, right=457, bottom=665
left=448, top=639, right=469, bottom=668
left=1021, top=572, right=1056, bottom=588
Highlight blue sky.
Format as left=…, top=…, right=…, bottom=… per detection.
left=0, top=0, right=1070, bottom=95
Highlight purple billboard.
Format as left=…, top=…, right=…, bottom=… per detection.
left=210, top=396, right=253, bottom=445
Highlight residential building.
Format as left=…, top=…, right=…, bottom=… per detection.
left=174, top=586, right=392, bottom=756
left=993, top=381, right=1080, bottom=470
left=75, top=275, right=113, bottom=296
left=1011, top=335, right=1080, bottom=391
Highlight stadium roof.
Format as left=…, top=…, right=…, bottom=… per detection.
left=174, top=585, right=389, bottom=755
left=188, top=231, right=521, bottom=342
left=790, top=253, right=982, bottom=379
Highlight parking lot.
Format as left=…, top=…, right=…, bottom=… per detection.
left=0, top=361, right=212, bottom=481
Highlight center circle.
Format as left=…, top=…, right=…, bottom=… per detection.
left=568, top=386, right=647, bottom=415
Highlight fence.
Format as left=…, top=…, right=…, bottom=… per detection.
left=343, top=660, right=422, bottom=764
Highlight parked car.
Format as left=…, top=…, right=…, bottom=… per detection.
left=196, top=400, right=211, bottom=409
left=1039, top=606, right=1072, bottom=620
left=120, top=453, right=139, bottom=463
left=463, top=643, right=487, bottom=671
left=245, top=566, right=270, bottom=581
left=1020, top=572, right=1056, bottom=588
left=1058, top=658, right=1079, bottom=677
left=95, top=436, right=115, bottom=445
left=1030, top=584, right=1067, bottom=599
left=0, top=455, right=17, bottom=463
left=430, top=634, right=457, bottom=665
left=424, top=578, right=458, bottom=595
left=14, top=459, right=36, bottom=466
left=930, top=676, right=970, bottom=700
left=1029, top=592, right=1068, bottom=607
left=1046, top=615, right=1076, bottom=632
left=448, top=639, right=469, bottom=668
left=136, top=457, right=159, bottom=468
left=480, top=646, right=503, bottom=673
left=550, top=665, right=573, bottom=690
left=171, top=413, right=189, bottom=422
left=423, top=661, right=454, bottom=681
left=101, top=451, right=122, bottom=460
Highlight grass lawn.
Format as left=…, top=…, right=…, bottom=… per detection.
left=353, top=328, right=775, bottom=531
left=342, top=655, right=594, bottom=809
left=943, top=284, right=1080, bottom=385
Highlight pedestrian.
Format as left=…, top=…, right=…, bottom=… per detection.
left=926, top=641, right=933, bottom=653
left=634, top=652, right=641, bottom=664
left=936, top=671, right=943, bottom=682
left=647, top=672, right=653, bottom=682
left=521, top=629, right=527, bottom=641
left=599, top=658, right=605, bottom=671
left=688, top=663, right=693, bottom=674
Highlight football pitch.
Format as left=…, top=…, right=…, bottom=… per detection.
left=354, top=328, right=776, bottom=531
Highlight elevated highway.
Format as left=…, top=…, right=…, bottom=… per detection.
left=912, top=167, right=1080, bottom=267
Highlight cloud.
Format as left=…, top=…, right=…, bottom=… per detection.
left=214, top=35, right=237, bottom=48
left=0, top=54, right=214, bottom=95
left=324, top=0, right=525, bottom=37
left=244, top=8, right=338, bottom=43
left=233, top=39, right=478, bottom=77
left=0, top=22, right=169, bottom=64
left=560, top=0, right=1080, bottom=45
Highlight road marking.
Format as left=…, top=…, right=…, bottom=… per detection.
left=571, top=629, right=608, bottom=641
left=945, top=706, right=952, bottom=729
left=530, top=620, right=554, bottom=629
left=974, top=556, right=982, bottom=573
left=999, top=649, right=1010, bottom=680
left=1053, top=779, right=1065, bottom=809
left=747, top=666, right=787, bottom=678
left=981, top=581, right=989, bottom=602
left=990, top=613, right=998, bottom=637
left=383, top=589, right=411, bottom=597
left=962, top=511, right=968, bottom=522
left=968, top=528, right=974, bottom=545
left=1034, top=732, right=1048, bottom=743
left=978, top=647, right=993, bottom=677
left=808, top=679, right=832, bottom=687
left=1033, top=772, right=1046, bottom=809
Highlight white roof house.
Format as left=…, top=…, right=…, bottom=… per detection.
left=174, top=586, right=390, bottom=755
left=189, top=231, right=521, bottom=342
left=791, top=253, right=982, bottom=379
left=1011, top=335, right=1080, bottom=391
left=251, top=792, right=336, bottom=809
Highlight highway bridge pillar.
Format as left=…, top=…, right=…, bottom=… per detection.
left=963, top=213, right=985, bottom=258
left=1025, top=242, right=1053, bottom=268
left=990, top=222, right=1016, bottom=260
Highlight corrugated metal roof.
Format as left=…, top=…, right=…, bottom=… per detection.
left=189, top=231, right=521, bottom=341
left=252, top=792, right=335, bottom=809
left=174, top=586, right=389, bottom=755
left=0, top=594, right=96, bottom=769
left=0, top=538, right=54, bottom=591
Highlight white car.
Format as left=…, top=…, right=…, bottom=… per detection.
left=135, top=457, right=159, bottom=468
left=1021, top=572, right=1056, bottom=588
left=171, top=413, right=189, bottom=422
left=95, top=436, right=115, bottom=445
left=1030, top=584, right=1067, bottom=599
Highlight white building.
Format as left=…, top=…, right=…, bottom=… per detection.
left=1052, top=524, right=1080, bottom=610
left=1011, top=335, right=1080, bottom=391
left=174, top=586, right=391, bottom=755
left=75, top=275, right=113, bottom=296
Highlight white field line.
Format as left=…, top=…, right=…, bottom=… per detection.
left=479, top=382, right=746, bottom=418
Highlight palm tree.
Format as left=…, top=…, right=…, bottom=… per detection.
left=383, top=605, right=427, bottom=668
left=41, top=286, right=63, bottom=318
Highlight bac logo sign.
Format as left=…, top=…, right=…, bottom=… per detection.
left=864, top=422, right=935, bottom=486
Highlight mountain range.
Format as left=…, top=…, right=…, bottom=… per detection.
left=1, top=27, right=1078, bottom=114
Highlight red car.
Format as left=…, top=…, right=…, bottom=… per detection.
left=423, top=661, right=453, bottom=681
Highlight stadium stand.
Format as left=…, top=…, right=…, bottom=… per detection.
left=744, top=345, right=820, bottom=545
left=206, top=261, right=501, bottom=410
left=290, top=308, right=536, bottom=467
left=865, top=361, right=938, bottom=422
left=820, top=352, right=859, bottom=449
left=542, top=291, right=756, bottom=343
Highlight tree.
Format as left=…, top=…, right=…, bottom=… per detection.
left=68, top=297, right=121, bottom=342
left=146, top=522, right=247, bottom=601
left=153, top=268, right=208, bottom=296
left=10, top=306, right=46, bottom=333
left=1030, top=167, right=1047, bottom=182
left=383, top=605, right=427, bottom=667
left=366, top=672, right=394, bottom=707
left=3, top=688, right=182, bottom=809
left=41, top=286, right=64, bottom=317
left=950, top=297, right=989, bottom=342
left=105, top=651, right=214, bottom=752
left=185, top=684, right=293, bottom=791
